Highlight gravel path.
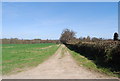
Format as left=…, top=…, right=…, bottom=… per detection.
left=3, top=45, right=117, bottom=79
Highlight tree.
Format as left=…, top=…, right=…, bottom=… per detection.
left=86, top=36, right=91, bottom=42
left=92, top=37, right=99, bottom=42
left=60, top=29, right=76, bottom=44
left=113, top=32, right=119, bottom=41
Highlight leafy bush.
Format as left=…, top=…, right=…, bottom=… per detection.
left=66, top=41, right=120, bottom=73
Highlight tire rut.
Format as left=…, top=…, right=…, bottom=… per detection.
left=3, top=45, right=117, bottom=79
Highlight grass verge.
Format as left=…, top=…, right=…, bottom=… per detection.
left=67, top=48, right=119, bottom=78
left=2, top=43, right=60, bottom=75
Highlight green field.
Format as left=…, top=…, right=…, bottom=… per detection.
left=2, top=43, right=60, bottom=75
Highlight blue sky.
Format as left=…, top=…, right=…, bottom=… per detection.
left=2, top=2, right=118, bottom=39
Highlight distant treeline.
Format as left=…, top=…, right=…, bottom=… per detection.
left=1, top=38, right=60, bottom=44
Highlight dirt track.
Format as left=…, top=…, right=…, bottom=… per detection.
left=3, top=45, right=117, bottom=79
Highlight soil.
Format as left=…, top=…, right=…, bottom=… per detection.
left=3, top=45, right=117, bottom=79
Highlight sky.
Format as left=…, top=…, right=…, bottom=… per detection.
left=2, top=0, right=119, bottom=2
left=2, top=2, right=118, bottom=39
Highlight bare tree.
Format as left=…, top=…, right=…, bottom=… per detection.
left=60, top=29, right=76, bottom=44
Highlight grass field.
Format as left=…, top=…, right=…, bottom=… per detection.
left=2, top=43, right=60, bottom=75
left=67, top=48, right=119, bottom=78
